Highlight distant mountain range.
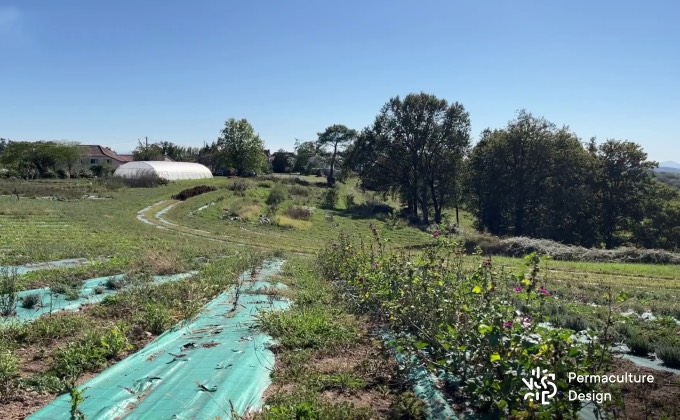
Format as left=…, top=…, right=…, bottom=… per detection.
left=655, top=161, right=680, bottom=173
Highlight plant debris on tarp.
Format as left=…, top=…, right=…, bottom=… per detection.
left=29, top=260, right=288, bottom=420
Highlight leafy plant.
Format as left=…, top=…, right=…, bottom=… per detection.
left=141, top=303, right=172, bottom=335
left=100, top=323, right=132, bottom=359
left=389, top=391, right=427, bottom=419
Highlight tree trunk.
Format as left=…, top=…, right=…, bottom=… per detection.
left=455, top=205, right=460, bottom=227
left=430, top=181, right=441, bottom=223
left=327, top=144, right=337, bottom=187
left=420, top=187, right=429, bottom=225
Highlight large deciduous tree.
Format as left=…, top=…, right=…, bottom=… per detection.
left=349, top=93, right=471, bottom=224
left=216, top=118, right=267, bottom=176
left=466, top=111, right=599, bottom=244
left=593, top=140, right=657, bottom=247
left=317, top=125, right=357, bottom=186
left=271, top=149, right=294, bottom=173
left=293, top=140, right=319, bottom=174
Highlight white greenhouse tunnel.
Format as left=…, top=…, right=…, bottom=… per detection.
left=113, top=161, right=213, bottom=181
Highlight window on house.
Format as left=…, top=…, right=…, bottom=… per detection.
left=91, top=159, right=97, bottom=165
left=107, top=159, right=111, bottom=163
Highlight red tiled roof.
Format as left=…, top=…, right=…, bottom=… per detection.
left=81, top=145, right=128, bottom=163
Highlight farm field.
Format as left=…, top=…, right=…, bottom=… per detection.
left=1, top=176, right=680, bottom=419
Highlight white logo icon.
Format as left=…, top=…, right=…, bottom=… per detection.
left=522, top=368, right=557, bottom=405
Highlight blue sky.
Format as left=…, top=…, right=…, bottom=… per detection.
left=1, top=1, right=678, bottom=162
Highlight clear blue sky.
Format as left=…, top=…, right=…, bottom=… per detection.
left=1, top=0, right=678, bottom=162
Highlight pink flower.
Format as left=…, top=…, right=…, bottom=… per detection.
left=513, top=286, right=522, bottom=293
left=503, top=321, right=513, bottom=329
left=538, top=287, right=551, bottom=296
left=522, top=316, right=532, bottom=328
left=432, top=230, right=441, bottom=239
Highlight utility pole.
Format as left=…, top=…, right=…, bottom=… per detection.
left=145, top=136, right=148, bottom=148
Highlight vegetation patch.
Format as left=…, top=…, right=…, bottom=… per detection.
left=275, top=216, right=312, bottom=230
left=171, top=185, right=217, bottom=201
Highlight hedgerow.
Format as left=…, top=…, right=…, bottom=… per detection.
left=318, top=230, right=614, bottom=418
left=171, top=185, right=217, bottom=201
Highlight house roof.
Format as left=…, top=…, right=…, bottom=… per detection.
left=82, top=145, right=130, bottom=163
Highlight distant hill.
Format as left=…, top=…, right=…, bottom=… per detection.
left=660, top=161, right=680, bottom=169
left=656, top=167, right=680, bottom=174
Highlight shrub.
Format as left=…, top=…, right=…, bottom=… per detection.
left=171, top=185, right=216, bottom=201
left=290, top=184, right=310, bottom=197
left=228, top=180, right=249, bottom=195
left=103, top=277, right=125, bottom=290
left=462, top=233, right=680, bottom=264
left=322, top=188, right=339, bottom=209
left=266, top=184, right=288, bottom=206
left=21, top=293, right=41, bottom=309
left=0, top=350, right=20, bottom=401
left=285, top=206, right=313, bottom=221
left=0, top=267, right=18, bottom=316
left=257, top=181, right=273, bottom=188
left=656, top=343, right=680, bottom=368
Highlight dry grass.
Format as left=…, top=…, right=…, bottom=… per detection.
left=130, top=249, right=186, bottom=275
left=275, top=216, right=312, bottom=230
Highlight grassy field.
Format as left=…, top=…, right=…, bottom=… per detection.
left=1, top=176, right=680, bottom=419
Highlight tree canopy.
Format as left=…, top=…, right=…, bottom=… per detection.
left=216, top=118, right=267, bottom=176
left=349, top=93, right=471, bottom=224
left=317, top=125, right=357, bottom=186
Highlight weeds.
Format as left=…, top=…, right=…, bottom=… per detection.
left=0, top=350, right=20, bottom=401
left=0, top=267, right=18, bottom=316
left=140, top=303, right=172, bottom=334
left=656, top=342, right=680, bottom=368
left=284, top=206, right=313, bottom=221
left=259, top=306, right=357, bottom=351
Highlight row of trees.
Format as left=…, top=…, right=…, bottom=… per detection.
left=0, top=141, right=83, bottom=178
left=338, top=93, right=678, bottom=250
